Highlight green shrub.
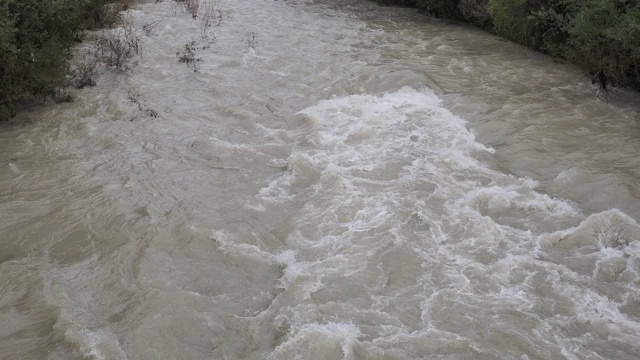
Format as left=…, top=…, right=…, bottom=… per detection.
left=373, top=0, right=463, bottom=19
left=0, top=0, right=71, bottom=119
left=529, top=0, right=640, bottom=88
left=0, top=0, right=130, bottom=121
left=528, top=2, right=571, bottom=56
left=563, top=0, right=640, bottom=88
left=376, top=0, right=640, bottom=91
left=488, top=0, right=555, bottom=49
left=414, top=0, right=462, bottom=19
left=458, top=0, right=491, bottom=28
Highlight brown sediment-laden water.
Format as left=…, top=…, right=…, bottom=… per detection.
left=1, top=0, right=639, bottom=358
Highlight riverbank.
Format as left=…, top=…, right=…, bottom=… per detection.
left=2, top=0, right=636, bottom=122
left=373, top=0, right=640, bottom=92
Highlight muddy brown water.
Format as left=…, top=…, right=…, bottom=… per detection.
left=1, top=0, right=639, bottom=359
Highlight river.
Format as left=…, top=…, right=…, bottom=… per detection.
left=1, top=0, right=640, bottom=359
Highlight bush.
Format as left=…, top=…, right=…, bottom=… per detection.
left=563, top=0, right=640, bottom=88
left=527, top=0, right=640, bottom=88
left=416, top=0, right=463, bottom=19
left=458, top=0, right=491, bottom=28
left=0, top=0, right=132, bottom=121
left=487, top=0, right=560, bottom=50
left=70, top=52, right=100, bottom=88
left=0, top=0, right=74, bottom=119
left=176, top=41, right=200, bottom=71
left=373, top=0, right=463, bottom=19
left=375, top=0, right=640, bottom=91
left=174, top=0, right=201, bottom=19
left=96, top=20, right=142, bottom=71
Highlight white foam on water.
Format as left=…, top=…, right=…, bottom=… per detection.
left=208, top=229, right=279, bottom=264
left=243, top=87, right=640, bottom=358
left=57, top=324, right=128, bottom=360
left=269, top=321, right=362, bottom=360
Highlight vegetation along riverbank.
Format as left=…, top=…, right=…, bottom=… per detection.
left=0, top=0, right=133, bottom=121
left=373, top=0, right=640, bottom=93
left=1, top=0, right=638, bottom=121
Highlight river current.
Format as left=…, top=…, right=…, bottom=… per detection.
left=1, top=0, right=640, bottom=359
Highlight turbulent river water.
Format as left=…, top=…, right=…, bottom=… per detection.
left=2, top=0, right=640, bottom=359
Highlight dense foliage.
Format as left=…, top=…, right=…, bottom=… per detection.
left=0, top=0, right=126, bottom=121
left=375, top=0, right=640, bottom=91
